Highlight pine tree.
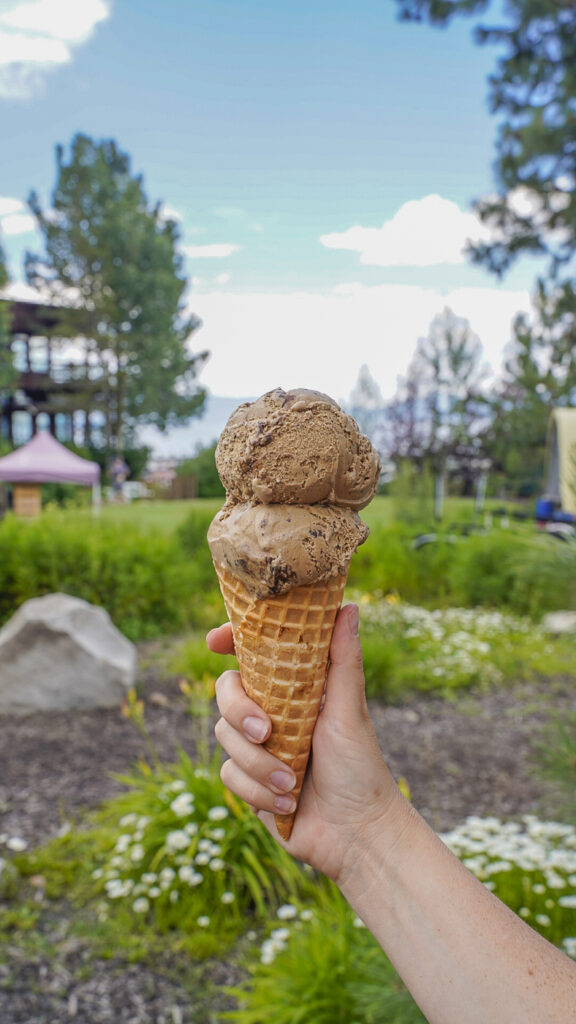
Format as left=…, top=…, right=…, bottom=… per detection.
left=25, top=134, right=207, bottom=450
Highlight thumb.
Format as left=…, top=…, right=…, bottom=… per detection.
left=322, top=604, right=368, bottom=726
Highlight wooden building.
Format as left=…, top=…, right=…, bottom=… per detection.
left=0, top=298, right=103, bottom=446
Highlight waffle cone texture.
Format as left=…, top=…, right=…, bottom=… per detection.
left=214, top=566, right=348, bottom=840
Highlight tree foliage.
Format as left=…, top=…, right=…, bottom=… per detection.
left=25, top=134, right=208, bottom=450
left=0, top=238, right=16, bottom=394
left=483, top=279, right=576, bottom=493
left=176, top=442, right=225, bottom=498
left=386, top=309, right=488, bottom=492
left=395, top=0, right=576, bottom=499
left=395, top=0, right=576, bottom=279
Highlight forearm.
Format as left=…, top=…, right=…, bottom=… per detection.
left=338, top=795, right=576, bottom=1024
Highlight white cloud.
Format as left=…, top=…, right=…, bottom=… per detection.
left=183, top=243, right=242, bottom=259
left=0, top=0, right=111, bottom=98
left=0, top=197, right=24, bottom=216
left=190, top=282, right=530, bottom=402
left=1, top=212, right=35, bottom=234
left=320, top=194, right=491, bottom=268
left=0, top=197, right=35, bottom=234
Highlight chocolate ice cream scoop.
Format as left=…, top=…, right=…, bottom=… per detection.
left=215, top=388, right=381, bottom=510
left=208, top=502, right=369, bottom=599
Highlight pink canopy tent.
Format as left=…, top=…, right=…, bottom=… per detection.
left=0, top=432, right=101, bottom=512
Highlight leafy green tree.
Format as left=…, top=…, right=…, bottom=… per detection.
left=386, top=309, right=488, bottom=493
left=176, top=442, right=225, bottom=498
left=395, top=0, right=576, bottom=494
left=25, top=134, right=207, bottom=451
left=395, top=0, right=576, bottom=280
left=483, top=279, right=576, bottom=495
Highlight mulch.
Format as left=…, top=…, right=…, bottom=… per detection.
left=0, top=653, right=574, bottom=1023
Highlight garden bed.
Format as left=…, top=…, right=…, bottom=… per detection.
left=0, top=650, right=574, bottom=1023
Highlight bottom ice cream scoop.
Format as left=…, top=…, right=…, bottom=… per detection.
left=207, top=502, right=369, bottom=599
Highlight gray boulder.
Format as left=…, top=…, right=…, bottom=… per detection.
left=0, top=593, right=137, bottom=715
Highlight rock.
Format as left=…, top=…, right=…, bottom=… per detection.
left=0, top=593, right=137, bottom=715
left=541, top=610, right=576, bottom=635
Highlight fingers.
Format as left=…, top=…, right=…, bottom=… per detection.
left=214, top=668, right=296, bottom=815
left=215, top=669, right=272, bottom=744
left=323, top=604, right=367, bottom=719
left=206, top=622, right=235, bottom=655
left=216, top=719, right=297, bottom=814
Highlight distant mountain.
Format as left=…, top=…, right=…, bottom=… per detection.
left=137, top=394, right=255, bottom=457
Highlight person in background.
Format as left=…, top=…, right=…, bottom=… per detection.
left=208, top=604, right=576, bottom=1024
left=109, top=455, right=129, bottom=503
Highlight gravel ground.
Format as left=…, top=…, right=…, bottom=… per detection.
left=0, top=654, right=574, bottom=1023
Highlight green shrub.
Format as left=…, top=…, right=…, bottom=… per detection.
left=356, top=596, right=575, bottom=700
left=224, top=883, right=425, bottom=1023
left=0, top=511, right=217, bottom=640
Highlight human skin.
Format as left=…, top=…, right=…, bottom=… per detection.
left=208, top=605, right=576, bottom=1024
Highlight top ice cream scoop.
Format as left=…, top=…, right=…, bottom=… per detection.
left=215, top=388, right=381, bottom=510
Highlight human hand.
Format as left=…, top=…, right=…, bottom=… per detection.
left=207, top=604, right=409, bottom=886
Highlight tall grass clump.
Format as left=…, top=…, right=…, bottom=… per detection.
left=225, top=884, right=425, bottom=1024
left=88, top=751, right=312, bottom=955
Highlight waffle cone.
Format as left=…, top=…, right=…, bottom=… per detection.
left=214, top=566, right=348, bottom=840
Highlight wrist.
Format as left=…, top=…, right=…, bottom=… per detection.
left=335, top=787, right=419, bottom=909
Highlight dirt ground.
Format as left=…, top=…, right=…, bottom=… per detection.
left=0, top=652, right=574, bottom=1023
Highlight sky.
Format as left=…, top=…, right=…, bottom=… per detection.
left=0, top=0, right=543, bottom=451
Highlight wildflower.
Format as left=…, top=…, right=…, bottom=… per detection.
left=563, top=938, right=576, bottom=958
left=535, top=914, right=551, bottom=928
left=221, top=891, right=235, bottom=903
left=169, top=890, right=179, bottom=903
left=166, top=830, right=190, bottom=852
left=277, top=903, right=298, bottom=920
left=197, top=916, right=211, bottom=927
left=142, top=873, right=157, bottom=885
left=169, top=780, right=186, bottom=793
left=184, top=822, right=198, bottom=836
left=209, top=828, right=226, bottom=841
left=353, top=916, right=366, bottom=928
left=115, top=834, right=132, bottom=854
left=119, top=813, right=137, bottom=827
left=130, top=844, right=145, bottom=863
left=179, top=865, right=203, bottom=886
left=170, top=793, right=195, bottom=818
left=208, top=806, right=229, bottom=821
left=133, top=897, right=150, bottom=914
left=300, top=909, right=314, bottom=921
left=160, top=867, right=176, bottom=884
left=209, top=858, right=225, bottom=872
left=148, top=886, right=161, bottom=899
left=195, top=853, right=210, bottom=866
left=559, top=895, right=576, bottom=909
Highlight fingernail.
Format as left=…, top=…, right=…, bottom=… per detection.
left=269, top=770, right=296, bottom=793
left=348, top=604, right=359, bottom=637
left=243, top=716, right=268, bottom=742
left=274, top=794, right=296, bottom=813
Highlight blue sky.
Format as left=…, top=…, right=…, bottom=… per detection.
left=0, top=0, right=541, bottom=449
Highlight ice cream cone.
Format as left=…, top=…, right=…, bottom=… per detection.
left=214, top=565, right=348, bottom=840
